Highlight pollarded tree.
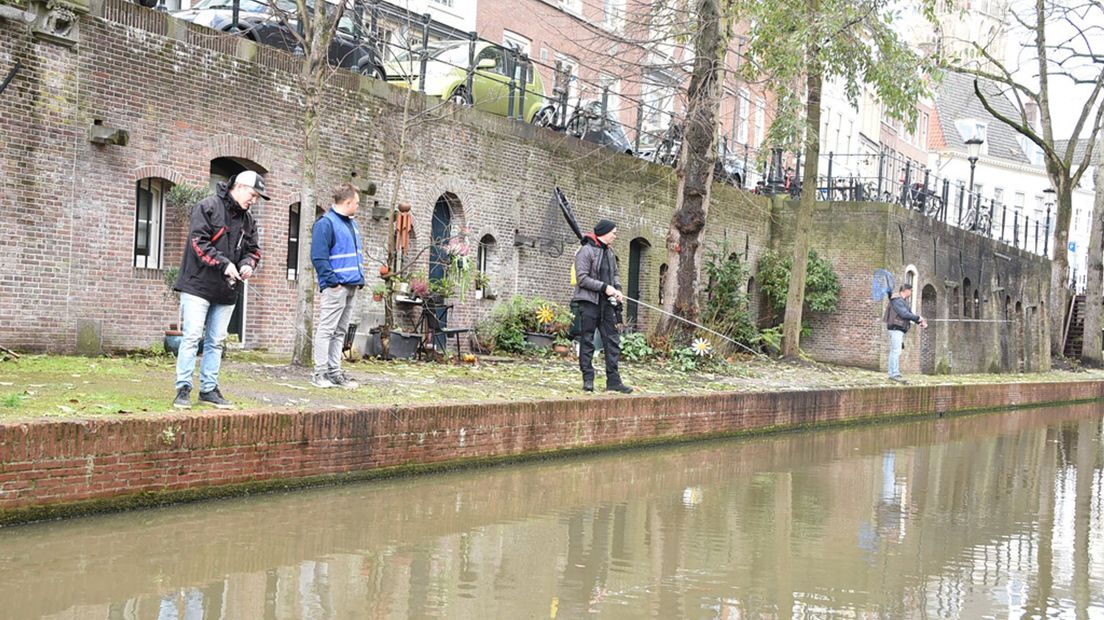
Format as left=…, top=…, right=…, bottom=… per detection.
left=739, top=0, right=935, bottom=358
left=658, top=0, right=738, bottom=338
left=949, top=0, right=1104, bottom=359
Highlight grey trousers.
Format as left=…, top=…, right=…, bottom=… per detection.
left=313, top=285, right=358, bottom=374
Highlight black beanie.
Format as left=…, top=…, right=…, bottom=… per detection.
left=594, top=219, right=616, bottom=236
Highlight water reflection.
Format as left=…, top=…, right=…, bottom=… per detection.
left=1, top=403, right=1101, bottom=619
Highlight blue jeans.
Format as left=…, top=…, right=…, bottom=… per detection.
left=887, top=329, right=905, bottom=378
left=175, top=292, right=235, bottom=392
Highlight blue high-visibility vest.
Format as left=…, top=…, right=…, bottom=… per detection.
left=321, top=209, right=364, bottom=286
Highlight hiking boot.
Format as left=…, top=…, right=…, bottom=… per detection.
left=172, top=385, right=192, bottom=409
left=327, top=370, right=359, bottom=389
left=311, top=372, right=336, bottom=389
left=606, top=383, right=634, bottom=394
left=198, top=387, right=235, bottom=409
left=583, top=379, right=594, bottom=392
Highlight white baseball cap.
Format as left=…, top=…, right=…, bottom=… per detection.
left=234, top=170, right=270, bottom=200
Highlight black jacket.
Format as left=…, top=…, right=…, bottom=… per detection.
left=173, top=182, right=261, bottom=305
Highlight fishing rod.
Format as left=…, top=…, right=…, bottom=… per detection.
left=620, top=295, right=762, bottom=356
left=926, top=318, right=1011, bottom=323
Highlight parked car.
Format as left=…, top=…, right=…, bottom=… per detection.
left=565, top=100, right=633, bottom=154
left=382, top=40, right=548, bottom=123
left=172, top=0, right=385, bottom=79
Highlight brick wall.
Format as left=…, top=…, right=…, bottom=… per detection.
left=769, top=198, right=1052, bottom=373
left=2, top=380, right=1101, bottom=525
left=0, top=1, right=1048, bottom=375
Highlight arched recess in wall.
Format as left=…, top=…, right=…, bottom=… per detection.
left=973, top=289, right=980, bottom=319
left=920, top=284, right=937, bottom=374
left=962, top=278, right=972, bottom=318
left=627, top=238, right=651, bottom=330
left=429, top=193, right=464, bottom=285
left=952, top=287, right=960, bottom=318
left=209, top=156, right=268, bottom=342
left=477, top=234, right=497, bottom=298
left=1015, top=301, right=1025, bottom=371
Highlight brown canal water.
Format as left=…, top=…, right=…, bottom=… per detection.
left=1, top=403, right=1102, bottom=619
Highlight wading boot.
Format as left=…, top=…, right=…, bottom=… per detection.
left=199, top=387, right=235, bottom=409
left=172, top=385, right=192, bottom=409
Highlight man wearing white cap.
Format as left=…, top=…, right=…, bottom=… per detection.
left=171, top=170, right=265, bottom=409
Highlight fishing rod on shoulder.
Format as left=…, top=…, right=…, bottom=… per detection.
left=552, top=187, right=764, bottom=358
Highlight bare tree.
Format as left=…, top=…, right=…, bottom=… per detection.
left=951, top=0, right=1104, bottom=359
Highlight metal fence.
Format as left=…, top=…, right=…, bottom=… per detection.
left=772, top=151, right=1054, bottom=257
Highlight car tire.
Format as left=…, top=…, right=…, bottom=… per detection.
left=355, top=63, right=385, bottom=81
left=448, top=86, right=472, bottom=107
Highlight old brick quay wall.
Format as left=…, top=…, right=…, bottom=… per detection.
left=0, top=0, right=1049, bottom=374
left=1, top=380, right=1101, bottom=525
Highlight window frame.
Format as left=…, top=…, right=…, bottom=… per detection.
left=134, top=177, right=169, bottom=270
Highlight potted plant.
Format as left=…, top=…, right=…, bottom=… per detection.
left=473, top=270, right=490, bottom=300
left=552, top=335, right=573, bottom=357
left=409, top=276, right=430, bottom=301
left=371, top=282, right=388, bottom=302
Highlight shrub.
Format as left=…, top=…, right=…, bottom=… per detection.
left=488, top=296, right=575, bottom=354
left=757, top=249, right=841, bottom=316
left=701, top=243, right=759, bottom=349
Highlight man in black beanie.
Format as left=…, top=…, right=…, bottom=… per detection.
left=572, top=219, right=633, bottom=393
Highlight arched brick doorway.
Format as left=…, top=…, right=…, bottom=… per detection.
left=921, top=284, right=937, bottom=374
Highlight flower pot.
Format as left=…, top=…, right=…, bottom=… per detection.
left=523, top=332, right=554, bottom=349
left=388, top=331, right=420, bottom=360
left=372, top=293, right=383, bottom=302
left=397, top=282, right=410, bottom=295
left=164, top=330, right=183, bottom=357
left=474, top=289, right=484, bottom=300
left=164, top=331, right=203, bottom=357
left=553, top=343, right=572, bottom=357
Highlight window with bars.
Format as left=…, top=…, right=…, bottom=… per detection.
left=134, top=178, right=169, bottom=270
left=287, top=202, right=301, bottom=280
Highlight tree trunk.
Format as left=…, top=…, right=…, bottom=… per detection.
left=290, top=33, right=332, bottom=366
left=658, top=0, right=731, bottom=339
left=1080, top=142, right=1104, bottom=366
left=780, top=24, right=821, bottom=359
left=1048, top=178, right=1073, bottom=357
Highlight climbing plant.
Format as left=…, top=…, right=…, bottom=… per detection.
left=757, top=250, right=840, bottom=316
left=701, top=243, right=759, bottom=348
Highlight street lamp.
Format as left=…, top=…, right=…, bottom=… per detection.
left=1043, top=186, right=1056, bottom=255
left=965, top=137, right=984, bottom=229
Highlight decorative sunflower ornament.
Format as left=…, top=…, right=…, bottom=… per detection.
left=536, top=305, right=555, bottom=325
left=691, top=337, right=713, bottom=357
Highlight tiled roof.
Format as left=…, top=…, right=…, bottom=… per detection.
left=1054, top=138, right=1102, bottom=167
left=932, top=71, right=1034, bottom=166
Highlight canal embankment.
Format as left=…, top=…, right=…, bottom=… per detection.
left=3, top=378, right=1104, bottom=526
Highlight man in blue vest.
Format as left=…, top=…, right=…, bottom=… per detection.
left=310, top=183, right=364, bottom=388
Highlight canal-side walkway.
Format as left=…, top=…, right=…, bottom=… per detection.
left=2, top=352, right=1104, bottom=525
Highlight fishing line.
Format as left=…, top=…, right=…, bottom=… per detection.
left=621, top=295, right=763, bottom=357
